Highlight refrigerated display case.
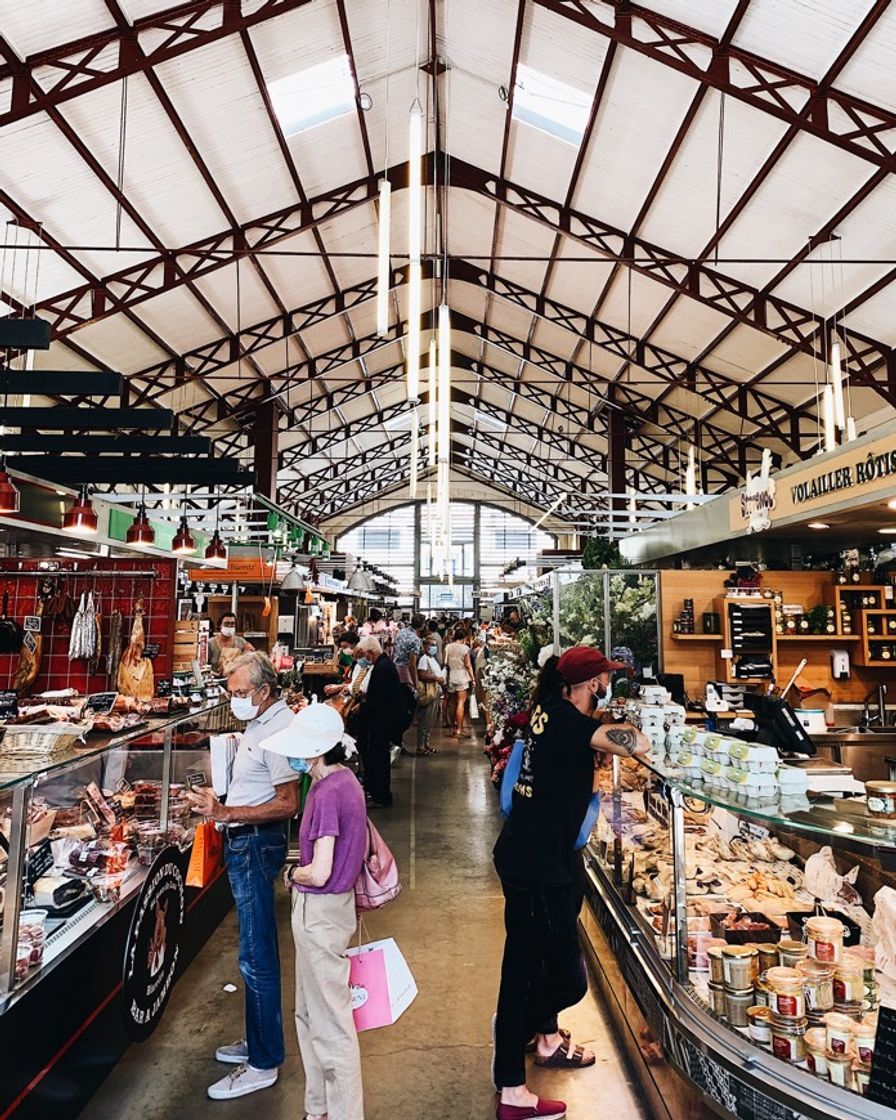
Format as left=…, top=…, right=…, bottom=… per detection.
left=0, top=700, right=236, bottom=1119
left=583, top=754, right=896, bottom=1120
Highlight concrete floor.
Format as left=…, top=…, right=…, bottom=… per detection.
left=81, top=727, right=648, bottom=1120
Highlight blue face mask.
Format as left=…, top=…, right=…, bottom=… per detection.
left=356, top=657, right=371, bottom=668
left=289, top=757, right=311, bottom=774
left=427, top=646, right=438, bottom=657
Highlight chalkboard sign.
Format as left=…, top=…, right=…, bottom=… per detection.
left=867, top=1004, right=896, bottom=1105
left=83, top=691, right=118, bottom=715
left=143, top=642, right=160, bottom=661
left=0, top=690, right=18, bottom=719
left=156, top=679, right=172, bottom=697
left=25, top=839, right=53, bottom=889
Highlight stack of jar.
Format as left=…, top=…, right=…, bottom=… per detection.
left=708, top=945, right=763, bottom=1028
left=728, top=916, right=880, bottom=1095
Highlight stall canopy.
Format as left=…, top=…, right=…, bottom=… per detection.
left=1, top=1, right=894, bottom=536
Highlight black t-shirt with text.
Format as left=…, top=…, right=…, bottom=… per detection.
left=493, top=697, right=598, bottom=886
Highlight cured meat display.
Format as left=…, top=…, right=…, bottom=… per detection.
left=117, top=600, right=155, bottom=700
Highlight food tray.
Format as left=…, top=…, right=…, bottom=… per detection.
left=710, top=910, right=781, bottom=944
left=786, top=909, right=861, bottom=947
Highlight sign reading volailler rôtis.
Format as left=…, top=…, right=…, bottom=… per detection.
left=730, top=431, right=896, bottom=533
left=122, top=846, right=185, bottom=1042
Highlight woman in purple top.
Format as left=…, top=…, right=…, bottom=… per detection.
left=262, top=703, right=367, bottom=1120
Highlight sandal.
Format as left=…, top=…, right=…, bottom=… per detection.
left=534, top=1040, right=595, bottom=1069
left=526, top=1028, right=570, bottom=1055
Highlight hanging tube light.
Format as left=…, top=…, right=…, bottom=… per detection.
left=410, top=409, right=419, bottom=499
left=427, top=339, right=436, bottom=467
left=376, top=178, right=392, bottom=337
left=822, top=384, right=837, bottom=453
left=437, top=303, right=451, bottom=543
left=684, top=445, right=697, bottom=511
left=846, top=416, right=857, bottom=442
left=406, top=100, right=424, bottom=402
left=829, top=340, right=846, bottom=431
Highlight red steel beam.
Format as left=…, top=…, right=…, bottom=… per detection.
left=534, top=0, right=896, bottom=169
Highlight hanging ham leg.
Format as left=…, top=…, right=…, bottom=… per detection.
left=117, top=600, right=154, bottom=699
left=14, top=595, right=45, bottom=695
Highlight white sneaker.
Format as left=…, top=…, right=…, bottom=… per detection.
left=215, top=1039, right=248, bottom=1064
left=207, top=1064, right=278, bottom=1100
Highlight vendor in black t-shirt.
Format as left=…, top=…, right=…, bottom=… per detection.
left=491, top=646, right=651, bottom=1120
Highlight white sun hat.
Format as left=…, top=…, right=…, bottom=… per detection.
left=261, top=701, right=350, bottom=759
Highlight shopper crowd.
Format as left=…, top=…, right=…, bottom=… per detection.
left=186, top=611, right=649, bottom=1120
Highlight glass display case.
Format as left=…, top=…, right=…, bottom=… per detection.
left=0, top=700, right=234, bottom=1012
left=584, top=751, right=896, bottom=1120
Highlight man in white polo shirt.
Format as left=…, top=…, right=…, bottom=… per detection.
left=186, top=652, right=299, bottom=1101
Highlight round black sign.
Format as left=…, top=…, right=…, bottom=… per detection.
left=122, top=845, right=185, bottom=1042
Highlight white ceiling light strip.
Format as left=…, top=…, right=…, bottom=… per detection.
left=406, top=99, right=424, bottom=404
left=376, top=178, right=391, bottom=337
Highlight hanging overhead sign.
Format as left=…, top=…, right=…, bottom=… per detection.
left=739, top=449, right=776, bottom=534
left=730, top=430, right=896, bottom=534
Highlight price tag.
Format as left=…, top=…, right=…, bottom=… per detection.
left=22, top=631, right=37, bottom=654
left=0, top=690, right=18, bottom=719
left=720, top=648, right=733, bottom=659
left=23, top=616, right=41, bottom=633
left=83, top=691, right=118, bottom=715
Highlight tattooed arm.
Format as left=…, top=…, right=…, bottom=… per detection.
left=590, top=722, right=651, bottom=759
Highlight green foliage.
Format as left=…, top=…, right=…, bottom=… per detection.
left=806, top=604, right=831, bottom=635
left=557, top=571, right=658, bottom=672
left=582, top=537, right=628, bottom=569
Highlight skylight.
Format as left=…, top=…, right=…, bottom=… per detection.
left=268, top=54, right=355, bottom=136
left=512, top=64, right=591, bottom=146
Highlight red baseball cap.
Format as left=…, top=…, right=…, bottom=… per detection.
left=556, top=646, right=625, bottom=685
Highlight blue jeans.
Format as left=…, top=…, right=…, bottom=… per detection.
left=225, top=828, right=288, bottom=1070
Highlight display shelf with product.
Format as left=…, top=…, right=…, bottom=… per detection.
left=0, top=699, right=237, bottom=1119
left=583, top=707, right=896, bottom=1120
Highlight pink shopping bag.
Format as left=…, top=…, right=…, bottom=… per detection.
left=347, top=937, right=417, bottom=1032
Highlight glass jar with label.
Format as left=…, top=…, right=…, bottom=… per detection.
left=825, top=1011, right=855, bottom=1056
left=866, top=781, right=896, bottom=820
left=766, top=966, right=807, bottom=1019
left=726, top=989, right=754, bottom=1027
left=853, top=1015, right=877, bottom=1065
left=770, top=1014, right=807, bottom=1063
left=803, top=1028, right=828, bottom=1076
left=798, top=959, right=835, bottom=1012
left=826, top=1050, right=853, bottom=1088
left=747, top=1006, right=772, bottom=1046
left=722, top=946, right=758, bottom=991
left=833, top=959, right=864, bottom=1004
left=805, top=916, right=845, bottom=963
left=707, top=945, right=725, bottom=985
left=778, top=939, right=808, bottom=967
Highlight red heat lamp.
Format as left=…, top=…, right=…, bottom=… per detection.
left=172, top=513, right=196, bottom=557
left=204, top=528, right=227, bottom=561
left=0, top=458, right=20, bottom=515
left=62, top=486, right=98, bottom=535
left=126, top=503, right=155, bottom=546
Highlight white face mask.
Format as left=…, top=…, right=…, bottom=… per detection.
left=230, top=689, right=262, bottom=721
left=220, top=625, right=236, bottom=638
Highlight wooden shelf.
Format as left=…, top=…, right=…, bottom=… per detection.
left=670, top=633, right=723, bottom=641
left=776, top=634, right=860, bottom=641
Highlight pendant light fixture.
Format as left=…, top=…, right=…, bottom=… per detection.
left=822, top=383, right=836, bottom=453
left=62, top=486, right=98, bottom=535
left=406, top=99, right=424, bottom=404
left=204, top=489, right=226, bottom=559
left=0, top=457, right=20, bottom=515
left=684, top=445, right=697, bottom=511
left=437, top=302, right=451, bottom=530
left=126, top=495, right=155, bottom=546
left=172, top=504, right=196, bottom=556
left=376, top=179, right=392, bottom=337
left=829, top=339, right=846, bottom=431
left=427, top=339, right=436, bottom=467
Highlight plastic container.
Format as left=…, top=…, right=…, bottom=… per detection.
left=723, top=946, right=758, bottom=990
left=726, top=989, right=754, bottom=1027
left=833, top=959, right=864, bottom=1004
left=825, top=1012, right=855, bottom=1056
left=708, top=982, right=727, bottom=1017
left=778, top=939, right=809, bottom=967
left=826, top=1050, right=852, bottom=1088
left=853, top=1016, right=877, bottom=1065
left=707, top=946, right=726, bottom=985
left=747, top=1006, right=772, bottom=1046
left=770, top=1014, right=807, bottom=1063
left=766, top=966, right=807, bottom=1019
left=798, top=958, right=835, bottom=1012
left=805, top=916, right=845, bottom=963
left=804, top=1028, right=828, bottom=1077
left=866, top=780, right=896, bottom=820
left=88, top=873, right=123, bottom=904
left=853, top=1060, right=872, bottom=1096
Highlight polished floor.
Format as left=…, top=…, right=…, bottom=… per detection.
left=81, top=726, right=647, bottom=1120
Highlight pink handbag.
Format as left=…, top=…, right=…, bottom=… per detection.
left=355, top=817, right=402, bottom=911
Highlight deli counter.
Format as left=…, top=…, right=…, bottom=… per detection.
left=0, top=700, right=236, bottom=1119
left=583, top=748, right=896, bottom=1120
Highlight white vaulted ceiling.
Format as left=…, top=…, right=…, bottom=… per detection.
left=0, top=0, right=894, bottom=534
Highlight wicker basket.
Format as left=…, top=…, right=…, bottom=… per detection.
left=0, top=722, right=84, bottom=760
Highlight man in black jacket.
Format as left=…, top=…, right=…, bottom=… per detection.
left=355, top=635, right=407, bottom=807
